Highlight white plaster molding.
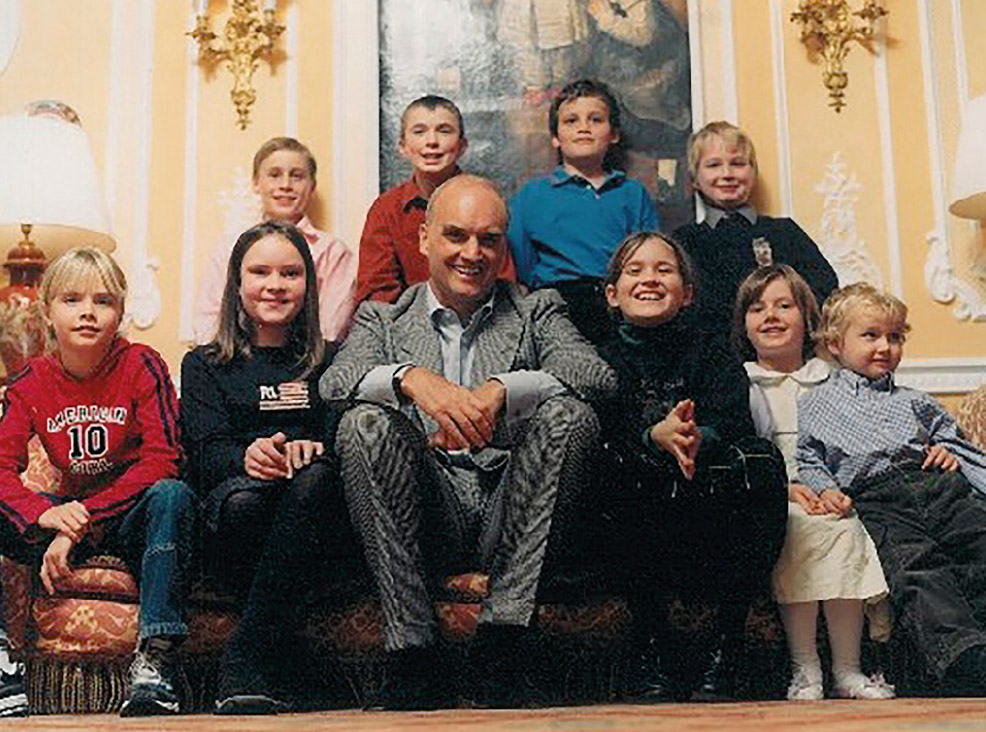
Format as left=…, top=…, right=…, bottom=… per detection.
left=0, top=0, right=21, bottom=79
left=285, top=1, right=299, bottom=137
left=719, top=0, right=737, bottom=123
left=180, top=10, right=202, bottom=343
left=897, top=358, right=986, bottom=394
left=873, top=41, right=901, bottom=297
left=331, top=0, right=379, bottom=250
left=687, top=0, right=703, bottom=126
left=814, top=152, right=882, bottom=287
left=128, top=0, right=160, bottom=330
left=924, top=230, right=986, bottom=322
left=950, top=0, right=969, bottom=109
left=768, top=0, right=792, bottom=217
left=916, top=0, right=986, bottom=323
left=219, top=167, right=262, bottom=245
left=104, top=0, right=126, bottom=234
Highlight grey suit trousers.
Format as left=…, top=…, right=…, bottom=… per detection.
left=336, top=395, right=599, bottom=652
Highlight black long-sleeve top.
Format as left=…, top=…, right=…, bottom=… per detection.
left=180, top=345, right=332, bottom=494
left=596, top=320, right=755, bottom=472
left=673, top=215, right=838, bottom=336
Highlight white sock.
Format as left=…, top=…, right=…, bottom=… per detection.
left=824, top=598, right=867, bottom=689
left=780, top=602, right=822, bottom=683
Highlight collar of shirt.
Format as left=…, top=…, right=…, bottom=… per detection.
left=549, top=165, right=626, bottom=191
left=834, top=366, right=896, bottom=395
left=424, top=283, right=496, bottom=332
left=744, top=357, right=831, bottom=388
left=705, top=204, right=757, bottom=229
left=294, top=216, right=321, bottom=245
left=400, top=169, right=462, bottom=213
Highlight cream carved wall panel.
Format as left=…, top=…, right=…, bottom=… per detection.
left=0, top=0, right=21, bottom=79
left=814, top=152, right=883, bottom=288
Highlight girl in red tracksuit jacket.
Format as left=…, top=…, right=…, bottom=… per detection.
left=0, top=247, right=194, bottom=717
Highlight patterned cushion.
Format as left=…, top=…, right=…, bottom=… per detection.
left=957, top=382, right=986, bottom=451
left=21, top=435, right=61, bottom=494
left=33, top=597, right=137, bottom=656
left=1, top=558, right=31, bottom=652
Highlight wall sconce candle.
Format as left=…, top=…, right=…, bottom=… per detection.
left=790, top=0, right=888, bottom=113
left=188, top=0, right=284, bottom=129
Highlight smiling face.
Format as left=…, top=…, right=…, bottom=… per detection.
left=400, top=105, right=467, bottom=182
left=551, top=96, right=619, bottom=171
left=693, top=135, right=756, bottom=210
left=605, top=237, right=693, bottom=327
left=253, top=149, right=315, bottom=224
left=419, top=178, right=507, bottom=321
left=744, top=277, right=806, bottom=372
left=239, top=233, right=307, bottom=346
left=46, top=275, right=123, bottom=371
left=829, top=307, right=905, bottom=379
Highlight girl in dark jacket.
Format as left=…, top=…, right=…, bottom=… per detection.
left=595, top=232, right=787, bottom=701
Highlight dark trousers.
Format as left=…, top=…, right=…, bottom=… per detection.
left=336, top=396, right=599, bottom=651
left=203, top=460, right=356, bottom=603
left=854, top=468, right=986, bottom=682
left=217, top=458, right=359, bottom=696
left=0, top=479, right=196, bottom=640
left=598, top=436, right=788, bottom=646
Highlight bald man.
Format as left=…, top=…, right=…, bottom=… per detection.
left=321, top=175, right=616, bottom=708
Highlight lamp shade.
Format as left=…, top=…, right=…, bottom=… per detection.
left=0, top=113, right=115, bottom=259
left=950, top=94, right=986, bottom=220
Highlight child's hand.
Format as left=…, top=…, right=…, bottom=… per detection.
left=244, top=432, right=290, bottom=481
left=37, top=501, right=90, bottom=543
left=650, top=399, right=702, bottom=480
left=923, top=443, right=960, bottom=472
left=39, top=533, right=76, bottom=595
left=788, top=482, right=825, bottom=514
left=282, top=440, right=324, bottom=479
left=818, top=488, right=853, bottom=517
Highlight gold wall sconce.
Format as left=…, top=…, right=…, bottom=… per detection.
left=790, top=0, right=888, bottom=113
left=188, top=0, right=285, bottom=129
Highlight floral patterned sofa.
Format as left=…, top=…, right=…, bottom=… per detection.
left=1, top=422, right=632, bottom=714
left=17, top=379, right=986, bottom=712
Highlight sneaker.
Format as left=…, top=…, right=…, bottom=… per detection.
left=786, top=666, right=824, bottom=701
left=215, top=693, right=291, bottom=715
left=0, top=645, right=27, bottom=717
left=119, top=637, right=184, bottom=717
left=832, top=672, right=896, bottom=700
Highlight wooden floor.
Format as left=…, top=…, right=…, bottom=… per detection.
left=4, top=699, right=986, bottom=731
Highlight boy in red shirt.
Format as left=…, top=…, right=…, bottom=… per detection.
left=356, top=95, right=515, bottom=303
left=0, top=248, right=194, bottom=716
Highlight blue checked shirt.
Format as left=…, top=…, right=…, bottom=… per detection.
left=796, top=367, right=986, bottom=497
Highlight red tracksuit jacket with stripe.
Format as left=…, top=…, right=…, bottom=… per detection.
left=0, top=338, right=181, bottom=535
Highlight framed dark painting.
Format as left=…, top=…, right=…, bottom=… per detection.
left=378, top=0, right=695, bottom=231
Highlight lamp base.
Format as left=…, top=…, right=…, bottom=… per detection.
left=0, top=227, right=48, bottom=380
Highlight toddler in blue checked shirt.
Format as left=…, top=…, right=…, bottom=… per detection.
left=796, top=282, right=986, bottom=693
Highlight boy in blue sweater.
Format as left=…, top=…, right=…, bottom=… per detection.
left=508, top=79, right=658, bottom=344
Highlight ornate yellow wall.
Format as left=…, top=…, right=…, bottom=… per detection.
left=0, top=0, right=983, bottom=400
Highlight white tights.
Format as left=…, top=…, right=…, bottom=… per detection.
left=780, top=599, right=869, bottom=689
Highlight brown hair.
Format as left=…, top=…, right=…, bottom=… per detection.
left=208, top=221, right=325, bottom=377
left=400, top=95, right=465, bottom=141
left=252, top=137, right=317, bottom=181
left=817, top=282, right=910, bottom=360
left=549, top=79, right=623, bottom=167
left=687, top=121, right=757, bottom=182
left=603, top=232, right=695, bottom=314
left=732, top=264, right=820, bottom=363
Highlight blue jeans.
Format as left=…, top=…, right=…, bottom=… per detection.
left=100, top=479, right=197, bottom=639
left=0, top=479, right=196, bottom=640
